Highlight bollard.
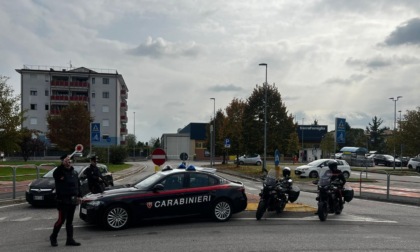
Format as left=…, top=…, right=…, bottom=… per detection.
left=155, top=165, right=160, bottom=173
left=12, top=166, right=17, bottom=199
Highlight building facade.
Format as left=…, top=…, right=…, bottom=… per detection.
left=16, top=65, right=128, bottom=146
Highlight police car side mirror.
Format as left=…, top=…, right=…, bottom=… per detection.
left=153, top=184, right=164, bottom=192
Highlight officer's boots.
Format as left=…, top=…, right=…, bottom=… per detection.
left=65, top=225, right=81, bottom=246
left=49, top=228, right=59, bottom=247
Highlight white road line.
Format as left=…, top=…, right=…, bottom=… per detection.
left=0, top=202, right=27, bottom=209
left=13, top=217, right=32, bottom=221
left=234, top=216, right=396, bottom=223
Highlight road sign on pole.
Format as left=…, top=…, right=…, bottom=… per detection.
left=152, top=148, right=166, bottom=166
left=180, top=152, right=188, bottom=161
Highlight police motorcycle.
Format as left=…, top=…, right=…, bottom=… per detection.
left=256, top=167, right=300, bottom=220
left=313, top=168, right=354, bottom=221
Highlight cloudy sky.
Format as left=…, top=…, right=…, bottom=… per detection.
left=1, top=0, right=419, bottom=143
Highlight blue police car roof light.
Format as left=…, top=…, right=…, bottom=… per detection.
left=186, top=165, right=196, bottom=171
left=178, top=163, right=186, bottom=169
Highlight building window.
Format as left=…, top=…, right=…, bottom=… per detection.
left=92, top=77, right=95, bottom=84
left=45, top=104, right=49, bottom=110
left=30, top=90, right=37, bottom=96
left=92, top=92, right=95, bottom=98
left=103, top=78, right=109, bottom=84
left=30, top=104, right=37, bottom=110
left=102, top=105, right=109, bottom=113
left=102, top=119, right=109, bottom=127
left=30, top=118, right=38, bottom=125
left=45, top=90, right=49, bottom=96
left=102, top=92, right=109, bottom=98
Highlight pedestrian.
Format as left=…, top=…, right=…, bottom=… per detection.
left=49, top=154, right=82, bottom=247
left=84, top=156, right=107, bottom=194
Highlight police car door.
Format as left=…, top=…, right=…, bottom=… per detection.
left=182, top=172, right=214, bottom=215
left=151, top=173, right=187, bottom=217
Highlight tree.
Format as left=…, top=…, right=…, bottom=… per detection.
left=19, top=128, right=45, bottom=161
left=223, top=98, right=246, bottom=162
left=149, top=137, right=161, bottom=149
left=320, top=132, right=335, bottom=158
left=399, top=107, right=420, bottom=156
left=286, top=131, right=300, bottom=157
left=242, top=83, right=295, bottom=156
left=46, top=102, right=93, bottom=151
left=366, top=116, right=388, bottom=153
left=0, top=76, right=25, bottom=154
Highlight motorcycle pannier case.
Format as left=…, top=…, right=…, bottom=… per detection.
left=343, top=187, right=354, bottom=202
left=288, top=185, right=300, bottom=203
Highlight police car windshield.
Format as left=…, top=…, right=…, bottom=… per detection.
left=134, top=172, right=165, bottom=189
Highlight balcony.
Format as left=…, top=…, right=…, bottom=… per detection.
left=120, top=128, right=128, bottom=134
left=120, top=90, right=127, bottom=99
left=120, top=115, right=127, bottom=123
left=51, top=80, right=69, bottom=86
left=120, top=140, right=126, bottom=145
left=69, top=96, right=88, bottom=102
left=120, top=102, right=128, bottom=111
left=50, top=95, right=69, bottom=101
left=69, top=81, right=89, bottom=88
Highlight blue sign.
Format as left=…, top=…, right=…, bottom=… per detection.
left=91, top=123, right=101, bottom=143
left=106, top=137, right=111, bottom=143
left=274, top=149, right=280, bottom=166
left=224, top=138, right=231, bottom=148
left=335, top=118, right=346, bottom=144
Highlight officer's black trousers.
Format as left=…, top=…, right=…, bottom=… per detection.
left=51, top=204, right=77, bottom=240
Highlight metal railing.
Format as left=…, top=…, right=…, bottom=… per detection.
left=356, top=171, right=420, bottom=205
left=0, top=164, right=55, bottom=200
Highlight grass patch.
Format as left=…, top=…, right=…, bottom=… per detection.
left=0, top=162, right=132, bottom=182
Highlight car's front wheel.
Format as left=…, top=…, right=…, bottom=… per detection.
left=309, top=171, right=318, bottom=178
left=212, top=199, right=232, bottom=222
left=256, top=161, right=262, bottom=166
left=103, top=204, right=130, bottom=230
left=342, top=171, right=350, bottom=179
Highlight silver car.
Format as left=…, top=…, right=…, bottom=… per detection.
left=235, top=154, right=262, bottom=166
left=294, top=159, right=351, bottom=179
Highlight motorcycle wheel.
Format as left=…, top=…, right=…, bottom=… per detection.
left=256, top=200, right=267, bottom=220
left=335, top=200, right=343, bottom=215
left=317, top=201, right=328, bottom=221
left=275, top=200, right=286, bottom=214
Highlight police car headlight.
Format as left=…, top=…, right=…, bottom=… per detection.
left=86, top=201, right=104, bottom=208
left=301, top=168, right=308, bottom=171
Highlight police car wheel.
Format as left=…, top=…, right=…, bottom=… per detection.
left=212, top=199, right=232, bottom=222
left=103, top=204, right=130, bottom=230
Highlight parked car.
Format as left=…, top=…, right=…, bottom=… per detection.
left=25, top=163, right=113, bottom=206
left=407, top=157, right=420, bottom=170
left=372, top=154, right=402, bottom=167
left=234, top=154, right=262, bottom=165
left=294, top=159, right=351, bottom=179
left=79, top=165, right=248, bottom=230
left=398, top=157, right=410, bottom=167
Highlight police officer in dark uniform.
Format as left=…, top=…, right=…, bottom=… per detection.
left=84, top=156, right=106, bottom=194
left=328, top=160, right=346, bottom=186
left=50, top=155, right=82, bottom=247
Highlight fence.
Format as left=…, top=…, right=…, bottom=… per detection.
left=0, top=164, right=55, bottom=200
left=355, top=171, right=420, bottom=206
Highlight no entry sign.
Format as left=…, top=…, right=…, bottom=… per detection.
left=152, top=148, right=166, bottom=166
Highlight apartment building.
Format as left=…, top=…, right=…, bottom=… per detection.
left=16, top=65, right=129, bottom=146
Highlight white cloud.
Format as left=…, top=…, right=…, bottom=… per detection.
left=1, top=0, right=419, bottom=143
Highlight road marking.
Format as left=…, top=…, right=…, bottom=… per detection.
left=234, top=215, right=396, bottom=223
left=34, top=224, right=95, bottom=231
left=0, top=202, right=27, bottom=209
left=246, top=202, right=316, bottom=212
left=13, top=217, right=32, bottom=221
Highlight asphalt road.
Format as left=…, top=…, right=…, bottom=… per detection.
left=1, top=161, right=420, bottom=251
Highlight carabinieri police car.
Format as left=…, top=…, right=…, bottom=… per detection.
left=79, top=165, right=248, bottom=230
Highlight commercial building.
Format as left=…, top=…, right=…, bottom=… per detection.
left=16, top=65, right=128, bottom=146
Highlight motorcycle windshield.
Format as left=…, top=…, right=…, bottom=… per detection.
left=264, top=169, right=277, bottom=186
left=319, top=169, right=332, bottom=187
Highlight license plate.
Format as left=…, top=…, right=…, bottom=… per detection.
left=81, top=208, right=87, bottom=215
left=34, top=195, right=44, bottom=200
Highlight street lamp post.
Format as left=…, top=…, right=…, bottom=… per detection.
left=389, top=96, right=402, bottom=170
left=398, top=110, right=402, bottom=158
left=259, top=63, right=268, bottom=173
left=301, top=118, right=304, bottom=161
left=133, top=111, right=136, bottom=161
left=210, top=98, right=216, bottom=167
